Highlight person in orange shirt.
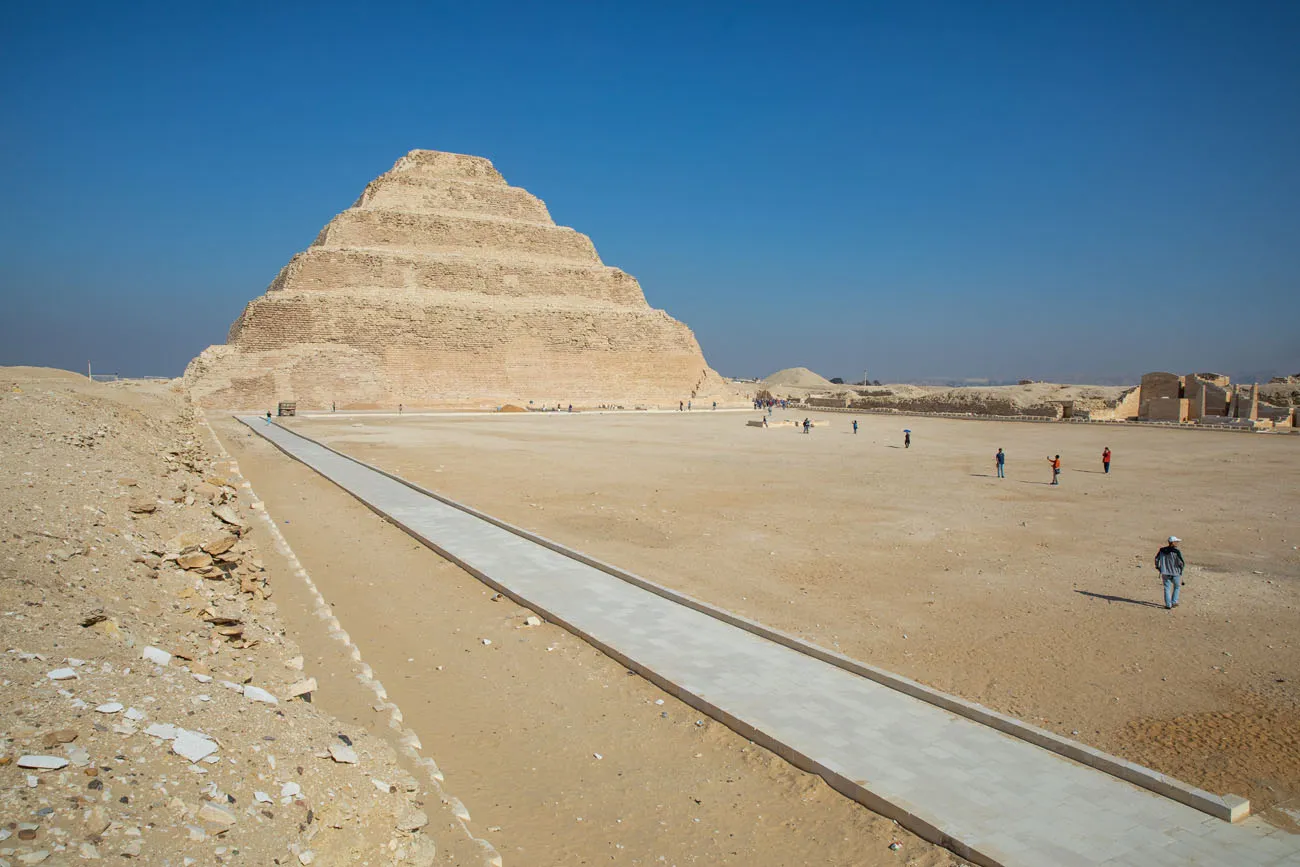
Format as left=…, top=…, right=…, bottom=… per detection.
left=1102, top=447, right=1112, bottom=474
left=1047, top=454, right=1061, bottom=485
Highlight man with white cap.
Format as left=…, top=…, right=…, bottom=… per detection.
left=1154, top=536, right=1186, bottom=609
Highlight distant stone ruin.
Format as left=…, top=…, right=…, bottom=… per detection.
left=186, top=150, right=739, bottom=410
left=1137, top=372, right=1296, bottom=428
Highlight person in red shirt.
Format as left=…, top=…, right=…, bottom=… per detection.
left=1102, top=447, right=1112, bottom=474
left=1047, top=454, right=1061, bottom=485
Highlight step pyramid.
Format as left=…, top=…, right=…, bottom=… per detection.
left=185, top=150, right=739, bottom=409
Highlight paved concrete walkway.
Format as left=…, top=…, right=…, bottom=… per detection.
left=241, top=418, right=1298, bottom=867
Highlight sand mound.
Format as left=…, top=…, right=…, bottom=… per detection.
left=498, top=404, right=527, bottom=412
left=763, top=367, right=836, bottom=390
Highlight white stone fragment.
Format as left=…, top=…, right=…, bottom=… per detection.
left=192, top=673, right=213, bottom=683
left=523, top=616, right=542, bottom=627
left=254, top=790, right=272, bottom=803
left=173, top=730, right=219, bottom=764
left=141, top=646, right=171, bottom=666
left=371, top=778, right=394, bottom=793
left=125, top=707, right=145, bottom=721
left=242, top=685, right=278, bottom=705
left=95, top=702, right=124, bottom=714
left=47, top=667, right=78, bottom=680
left=145, top=723, right=178, bottom=740
left=18, top=755, right=70, bottom=770
left=328, top=744, right=358, bottom=764
left=480, top=638, right=492, bottom=646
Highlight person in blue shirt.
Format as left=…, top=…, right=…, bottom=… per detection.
left=852, top=420, right=858, bottom=434
left=995, top=448, right=1006, bottom=478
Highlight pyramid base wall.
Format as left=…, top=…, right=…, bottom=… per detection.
left=185, top=343, right=741, bottom=411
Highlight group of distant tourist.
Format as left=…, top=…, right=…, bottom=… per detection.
left=776, top=408, right=1189, bottom=611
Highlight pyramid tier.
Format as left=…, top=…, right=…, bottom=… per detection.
left=314, top=209, right=599, bottom=263
left=354, top=173, right=553, bottom=224
left=192, top=290, right=729, bottom=408
left=263, top=248, right=648, bottom=309
left=387, top=150, right=506, bottom=184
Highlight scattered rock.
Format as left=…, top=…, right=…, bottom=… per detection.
left=523, top=615, right=542, bottom=627
left=127, top=497, right=157, bottom=514
left=95, top=702, right=124, bottom=714
left=211, top=505, right=246, bottom=531
left=285, top=678, right=317, bottom=700
left=40, top=728, right=78, bottom=747
left=46, top=667, right=78, bottom=680
left=18, top=755, right=70, bottom=770
left=328, top=743, right=358, bottom=764
left=242, top=685, right=278, bottom=705
left=172, top=730, right=218, bottom=763
left=177, top=550, right=214, bottom=570
left=141, top=646, right=172, bottom=666
left=197, top=802, right=237, bottom=826
left=395, top=806, right=430, bottom=832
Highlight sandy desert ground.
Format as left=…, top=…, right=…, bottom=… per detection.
left=280, top=408, right=1300, bottom=831
left=214, top=413, right=966, bottom=866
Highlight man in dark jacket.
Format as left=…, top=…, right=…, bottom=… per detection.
left=1155, top=536, right=1185, bottom=609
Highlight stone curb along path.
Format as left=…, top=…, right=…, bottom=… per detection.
left=240, top=417, right=1300, bottom=867
left=197, top=411, right=503, bottom=867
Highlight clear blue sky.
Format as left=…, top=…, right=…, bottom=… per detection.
left=2, top=1, right=1297, bottom=383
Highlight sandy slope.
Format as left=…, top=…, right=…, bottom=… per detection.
left=0, top=368, right=476, bottom=866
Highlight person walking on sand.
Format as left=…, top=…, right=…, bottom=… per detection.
left=852, top=419, right=858, bottom=435
left=904, top=431, right=911, bottom=448
left=1047, top=454, right=1061, bottom=485
left=995, top=448, right=1005, bottom=478
left=1102, top=447, right=1112, bottom=474
left=712, top=401, right=717, bottom=410
left=264, top=411, right=272, bottom=425
left=679, top=400, right=684, bottom=411
left=1155, top=536, right=1185, bottom=609
left=803, top=417, right=811, bottom=434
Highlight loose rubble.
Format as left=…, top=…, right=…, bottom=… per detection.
left=0, top=369, right=473, bottom=866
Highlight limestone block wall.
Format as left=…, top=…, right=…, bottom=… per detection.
left=261, top=249, right=646, bottom=306
left=1146, top=397, right=1189, bottom=422
left=187, top=149, right=743, bottom=409
left=355, top=175, right=553, bottom=223
left=314, top=210, right=601, bottom=262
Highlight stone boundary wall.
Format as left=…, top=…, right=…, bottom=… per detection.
left=796, top=404, right=1298, bottom=433
left=258, top=417, right=1252, bottom=825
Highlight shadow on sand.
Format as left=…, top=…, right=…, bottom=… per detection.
left=1074, top=590, right=1163, bottom=609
